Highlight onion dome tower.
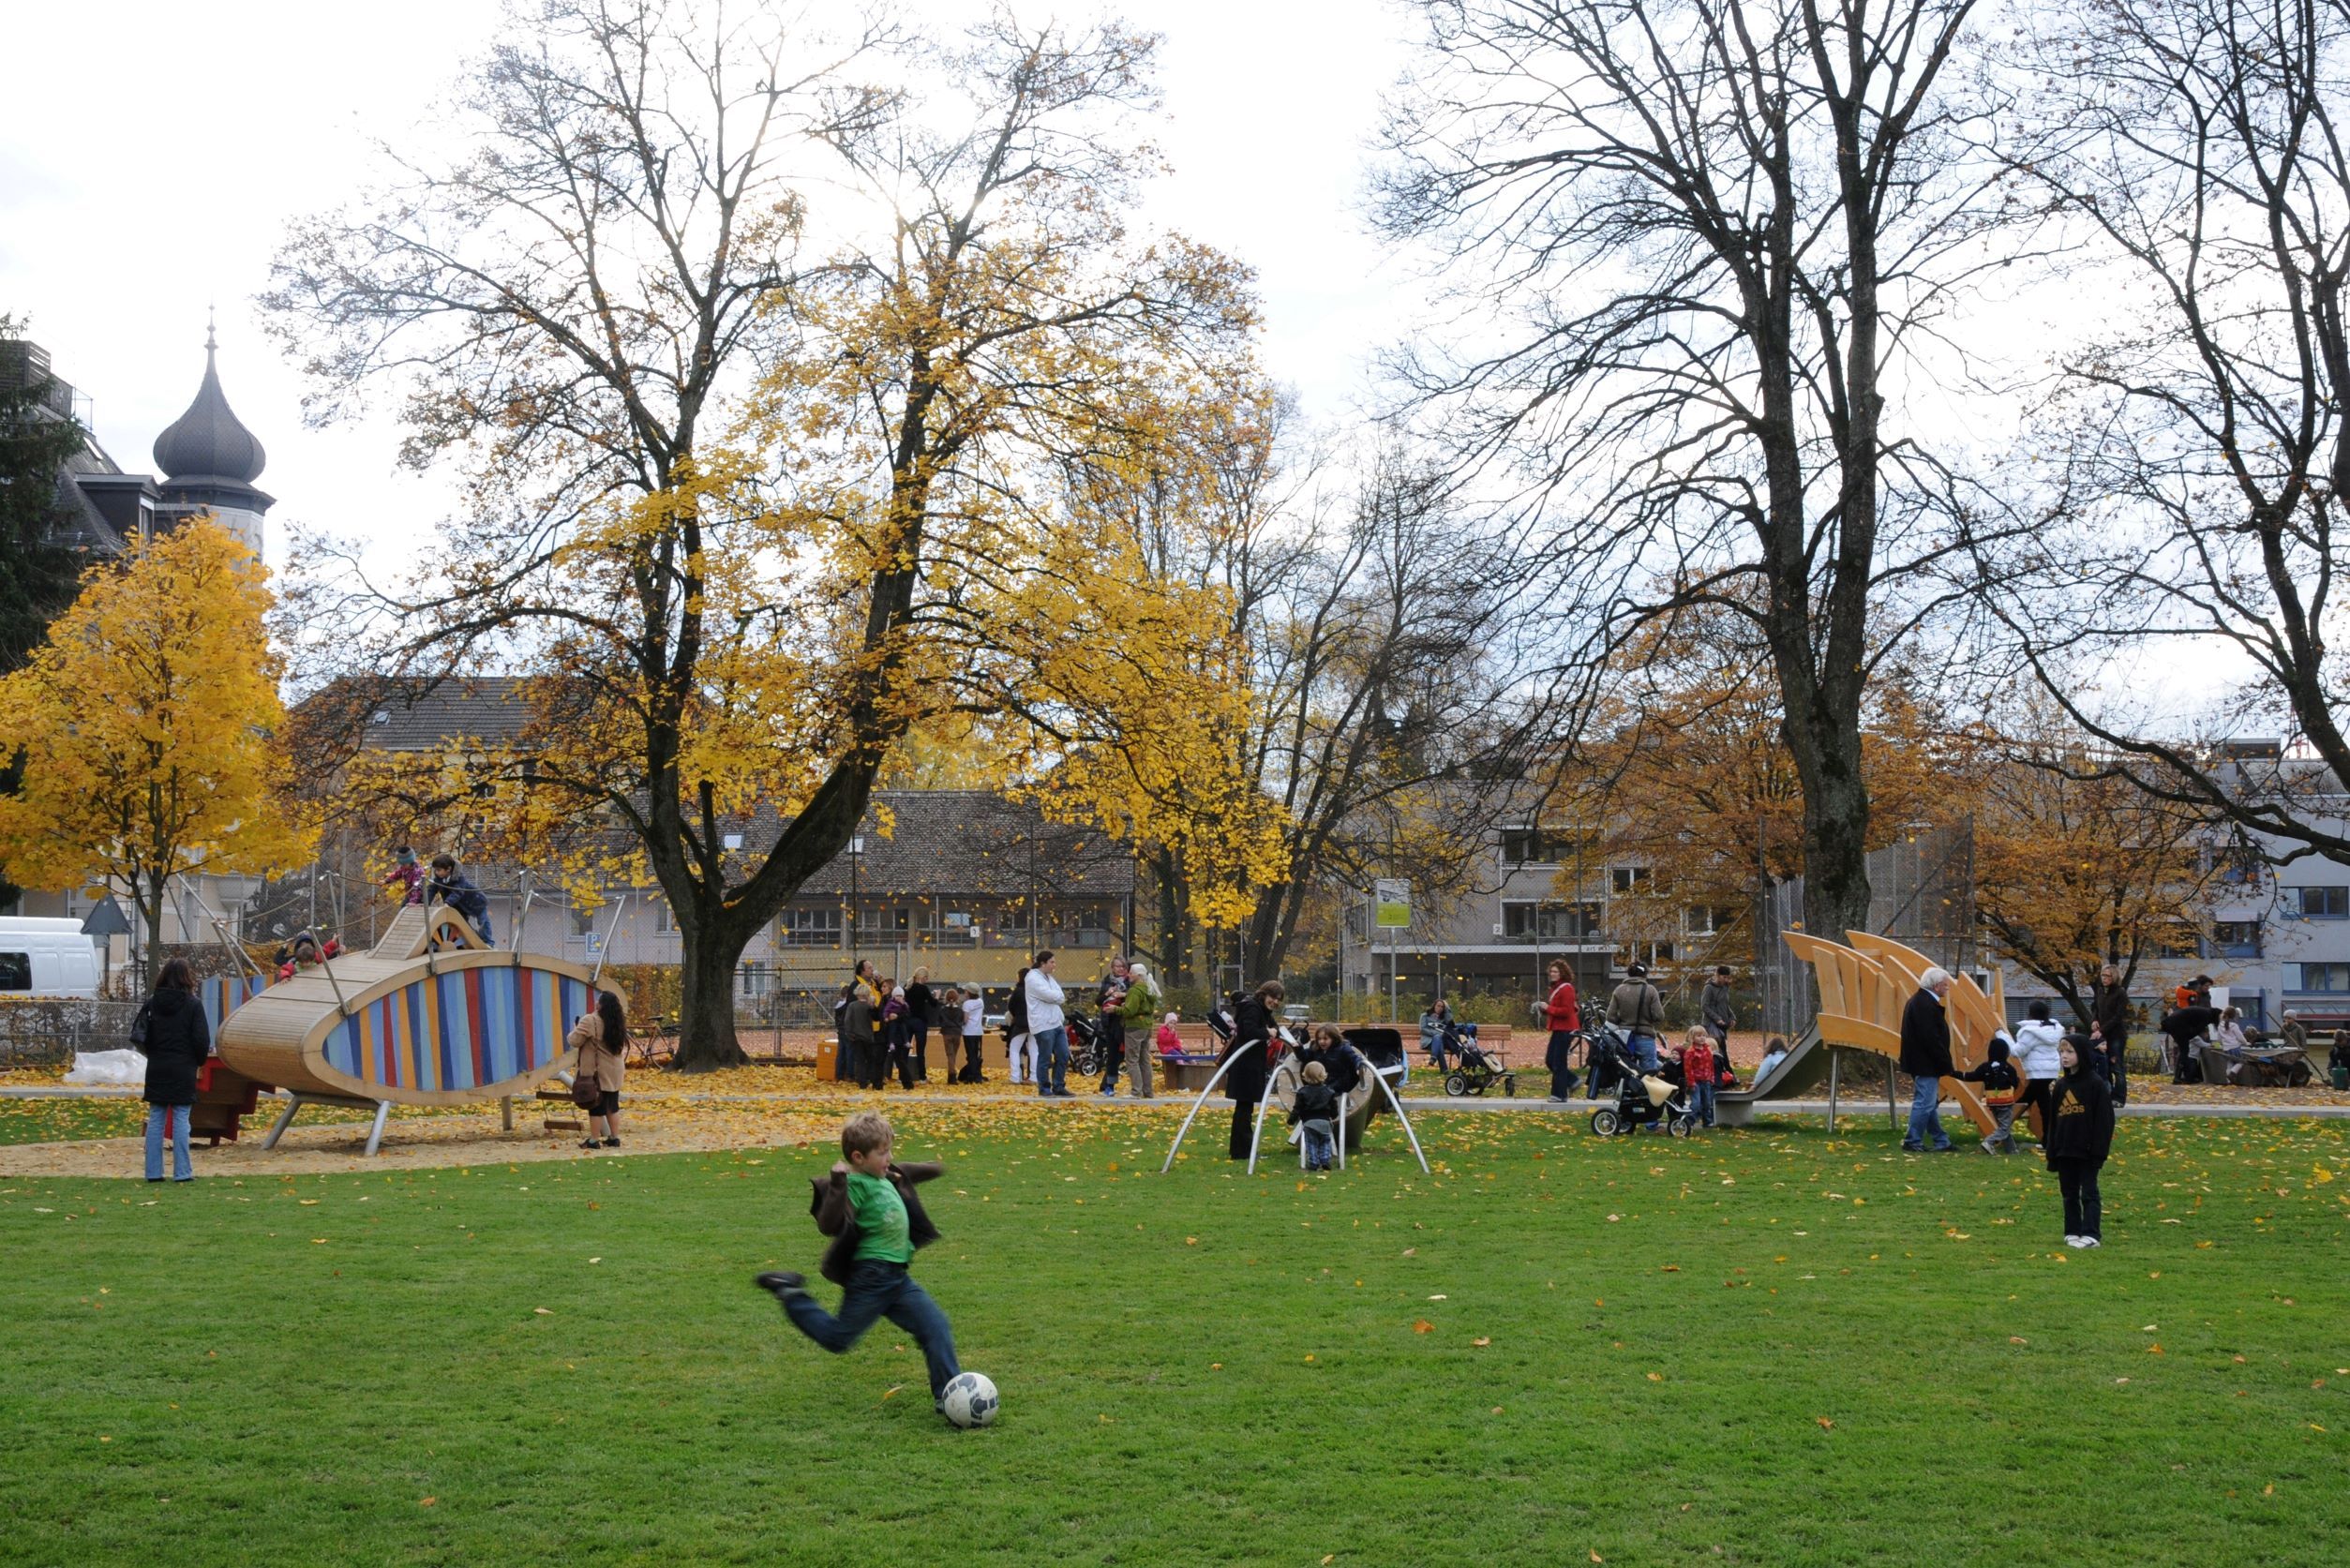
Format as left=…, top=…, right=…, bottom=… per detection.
left=152, top=313, right=273, bottom=553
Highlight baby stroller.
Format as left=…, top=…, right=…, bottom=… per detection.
left=1440, top=1023, right=1517, bottom=1098
left=1066, top=1012, right=1102, bottom=1078
left=1587, top=1035, right=1698, bottom=1137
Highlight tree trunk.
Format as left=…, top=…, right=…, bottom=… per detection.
left=139, top=875, right=165, bottom=993
left=672, top=916, right=752, bottom=1073
left=1795, top=724, right=1873, bottom=948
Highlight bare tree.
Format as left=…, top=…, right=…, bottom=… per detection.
left=1376, top=0, right=2013, bottom=944
left=1976, top=0, right=2350, bottom=866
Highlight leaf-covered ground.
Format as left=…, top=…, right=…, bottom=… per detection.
left=1, top=1105, right=2343, bottom=1565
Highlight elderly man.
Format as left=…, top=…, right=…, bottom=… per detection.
left=1898, top=966, right=1959, bottom=1153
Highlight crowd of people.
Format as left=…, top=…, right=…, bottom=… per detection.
left=827, top=949, right=1184, bottom=1098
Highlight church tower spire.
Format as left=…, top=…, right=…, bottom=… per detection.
left=153, top=318, right=272, bottom=552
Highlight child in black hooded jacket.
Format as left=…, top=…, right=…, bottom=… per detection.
left=2043, top=1034, right=2117, bottom=1248
left=1954, top=1034, right=2023, bottom=1154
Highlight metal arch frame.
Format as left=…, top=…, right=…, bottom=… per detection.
left=1161, top=1041, right=1430, bottom=1176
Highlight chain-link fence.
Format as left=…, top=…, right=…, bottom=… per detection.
left=0, top=999, right=145, bottom=1066
left=1754, top=821, right=1977, bottom=1037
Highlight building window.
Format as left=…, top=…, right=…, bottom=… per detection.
left=1499, top=827, right=1552, bottom=865
left=1609, top=866, right=1652, bottom=895
left=2209, top=919, right=2262, bottom=959
left=567, top=899, right=603, bottom=937
left=2296, top=886, right=2348, bottom=918
left=2285, top=962, right=2350, bottom=992
left=1502, top=902, right=1597, bottom=941
left=1683, top=904, right=1737, bottom=935
left=781, top=906, right=844, bottom=946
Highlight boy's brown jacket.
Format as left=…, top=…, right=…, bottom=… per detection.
left=807, top=1161, right=943, bottom=1286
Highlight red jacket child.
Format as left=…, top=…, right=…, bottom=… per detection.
left=1678, top=1035, right=1718, bottom=1085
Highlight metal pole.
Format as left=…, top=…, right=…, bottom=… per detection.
left=1826, top=1047, right=1840, bottom=1136
left=589, top=894, right=627, bottom=988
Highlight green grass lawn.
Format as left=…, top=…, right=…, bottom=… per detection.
left=2, top=1105, right=2344, bottom=1566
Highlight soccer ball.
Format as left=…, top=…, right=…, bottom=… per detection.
left=939, top=1371, right=999, bottom=1428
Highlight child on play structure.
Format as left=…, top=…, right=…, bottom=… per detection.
left=755, top=1109, right=964, bottom=1417
left=1290, top=1059, right=1340, bottom=1172
left=1954, top=1033, right=2024, bottom=1154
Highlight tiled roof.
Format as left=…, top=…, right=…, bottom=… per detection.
left=310, top=679, right=1131, bottom=897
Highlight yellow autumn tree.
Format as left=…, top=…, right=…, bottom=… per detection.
left=0, top=519, right=316, bottom=982
left=269, top=7, right=1265, bottom=1068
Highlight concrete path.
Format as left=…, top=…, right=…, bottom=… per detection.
left=9, top=1083, right=2348, bottom=1120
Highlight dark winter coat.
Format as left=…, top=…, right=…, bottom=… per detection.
left=2092, top=980, right=2132, bottom=1045
left=2160, top=1006, right=2220, bottom=1052
left=1897, top=988, right=1955, bottom=1078
left=1300, top=1039, right=1367, bottom=1099
left=1288, top=1081, right=1339, bottom=1127
left=810, top=1160, right=942, bottom=1287
left=904, top=981, right=936, bottom=1029
left=1220, top=999, right=1276, bottom=1103
left=138, top=987, right=212, bottom=1108
left=2042, top=1068, right=2116, bottom=1168
left=429, top=872, right=492, bottom=934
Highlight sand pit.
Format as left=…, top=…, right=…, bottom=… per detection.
left=0, top=1101, right=831, bottom=1178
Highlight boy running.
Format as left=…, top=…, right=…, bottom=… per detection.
left=755, top=1110, right=963, bottom=1416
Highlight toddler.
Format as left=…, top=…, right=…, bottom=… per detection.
left=1289, top=1060, right=1339, bottom=1172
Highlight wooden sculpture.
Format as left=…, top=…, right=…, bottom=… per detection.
left=1782, top=931, right=2009, bottom=1137
left=216, top=902, right=597, bottom=1153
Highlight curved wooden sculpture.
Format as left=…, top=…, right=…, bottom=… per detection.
left=217, top=902, right=595, bottom=1151
left=1783, top=931, right=2009, bottom=1137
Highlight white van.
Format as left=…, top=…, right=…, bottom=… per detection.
left=0, top=918, right=105, bottom=1000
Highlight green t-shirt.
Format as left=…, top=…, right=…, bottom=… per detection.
left=846, top=1170, right=913, bottom=1263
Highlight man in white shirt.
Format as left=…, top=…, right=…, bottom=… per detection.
left=1025, top=950, right=1071, bottom=1098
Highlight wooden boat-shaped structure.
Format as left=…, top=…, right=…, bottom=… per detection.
left=216, top=903, right=596, bottom=1153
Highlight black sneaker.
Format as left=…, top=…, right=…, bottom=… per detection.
left=754, top=1271, right=806, bottom=1298
left=602, top=1137, right=621, bottom=1147
left=579, top=1138, right=602, bottom=1150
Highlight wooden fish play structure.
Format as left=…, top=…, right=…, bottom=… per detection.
left=211, top=903, right=597, bottom=1155
left=1753, top=930, right=2009, bottom=1135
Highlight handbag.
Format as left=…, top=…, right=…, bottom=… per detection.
left=571, top=1055, right=602, bottom=1108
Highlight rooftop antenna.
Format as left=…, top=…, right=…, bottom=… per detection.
left=205, top=302, right=217, bottom=355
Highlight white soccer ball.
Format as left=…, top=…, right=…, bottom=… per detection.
left=939, top=1370, right=999, bottom=1428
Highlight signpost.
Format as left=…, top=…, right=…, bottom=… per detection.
left=1373, top=879, right=1409, bottom=1023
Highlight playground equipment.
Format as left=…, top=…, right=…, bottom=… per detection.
left=1714, top=930, right=2007, bottom=1134
left=213, top=902, right=597, bottom=1155
left=1160, top=1033, right=1430, bottom=1175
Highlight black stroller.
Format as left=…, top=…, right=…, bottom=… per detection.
left=1439, top=1022, right=1517, bottom=1097
left=1586, top=1034, right=1698, bottom=1138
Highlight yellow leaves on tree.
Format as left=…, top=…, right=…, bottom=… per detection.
left=0, top=520, right=316, bottom=978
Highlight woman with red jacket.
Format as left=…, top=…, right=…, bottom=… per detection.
left=1543, top=960, right=1580, bottom=1102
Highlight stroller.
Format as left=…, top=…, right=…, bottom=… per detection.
left=1586, top=1034, right=1698, bottom=1138
left=1439, top=1022, right=1517, bottom=1098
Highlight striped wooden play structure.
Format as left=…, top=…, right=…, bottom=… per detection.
left=1781, top=930, right=2009, bottom=1136
left=214, top=903, right=597, bottom=1154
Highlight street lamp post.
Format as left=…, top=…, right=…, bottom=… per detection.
left=849, top=835, right=863, bottom=966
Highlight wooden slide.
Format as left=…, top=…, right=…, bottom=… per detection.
left=1780, top=931, right=2009, bottom=1137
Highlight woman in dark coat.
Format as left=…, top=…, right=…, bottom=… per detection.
left=2044, top=1033, right=2118, bottom=1247
left=1219, top=980, right=1283, bottom=1160
left=139, top=957, right=211, bottom=1183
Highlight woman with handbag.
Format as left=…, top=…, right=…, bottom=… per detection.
left=137, top=957, right=212, bottom=1182
left=566, top=990, right=629, bottom=1151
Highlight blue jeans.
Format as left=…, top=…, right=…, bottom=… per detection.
left=785, top=1260, right=961, bottom=1400
left=1905, top=1074, right=1951, bottom=1149
left=1689, top=1080, right=1716, bottom=1127
left=1301, top=1121, right=1334, bottom=1170
left=144, top=1104, right=192, bottom=1181
left=1035, top=1025, right=1070, bottom=1094
left=1628, top=1032, right=1659, bottom=1073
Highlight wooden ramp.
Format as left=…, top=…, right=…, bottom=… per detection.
left=1781, top=931, right=2008, bottom=1137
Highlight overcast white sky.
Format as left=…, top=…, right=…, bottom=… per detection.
left=0, top=0, right=1425, bottom=575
